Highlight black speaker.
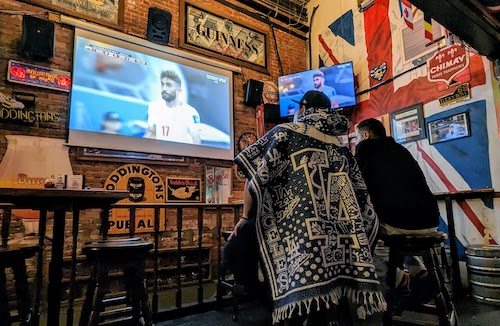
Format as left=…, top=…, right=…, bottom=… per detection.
left=147, top=8, right=172, bottom=45
left=244, top=79, right=264, bottom=107
left=21, top=16, right=54, bottom=59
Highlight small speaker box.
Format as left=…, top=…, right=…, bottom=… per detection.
left=147, top=8, right=172, bottom=45
left=21, top=16, right=54, bottom=59
left=244, top=79, right=264, bottom=107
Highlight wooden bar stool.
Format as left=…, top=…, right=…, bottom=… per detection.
left=78, top=239, right=154, bottom=326
left=382, top=232, right=458, bottom=326
left=0, top=205, right=40, bottom=326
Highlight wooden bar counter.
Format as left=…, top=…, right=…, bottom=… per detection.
left=0, top=187, right=129, bottom=326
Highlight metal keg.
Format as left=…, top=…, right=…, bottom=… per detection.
left=465, top=244, right=500, bottom=306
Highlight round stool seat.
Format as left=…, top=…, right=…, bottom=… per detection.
left=83, top=240, right=152, bottom=252
left=0, top=244, right=40, bottom=260
left=382, top=231, right=447, bottom=249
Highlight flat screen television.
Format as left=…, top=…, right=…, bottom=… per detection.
left=68, top=29, right=234, bottom=160
left=278, top=62, right=356, bottom=118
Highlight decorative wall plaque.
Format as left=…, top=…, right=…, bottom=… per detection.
left=23, top=0, right=124, bottom=29
left=180, top=0, right=270, bottom=74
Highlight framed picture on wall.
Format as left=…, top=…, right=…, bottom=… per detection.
left=427, top=111, right=471, bottom=145
left=23, top=0, right=124, bottom=29
left=166, top=177, right=202, bottom=202
left=390, top=103, right=426, bottom=144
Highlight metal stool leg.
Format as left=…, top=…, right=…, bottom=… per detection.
left=232, top=281, right=238, bottom=322
left=125, top=264, right=153, bottom=326
left=87, top=261, right=110, bottom=326
left=383, top=249, right=402, bottom=326
left=79, top=263, right=98, bottom=326
left=11, top=259, right=32, bottom=326
left=423, top=249, right=451, bottom=326
left=0, top=268, right=11, bottom=326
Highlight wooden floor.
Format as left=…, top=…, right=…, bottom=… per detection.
left=157, top=252, right=500, bottom=326
left=156, top=292, right=499, bottom=326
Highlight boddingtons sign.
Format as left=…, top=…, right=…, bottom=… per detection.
left=104, top=164, right=165, bottom=234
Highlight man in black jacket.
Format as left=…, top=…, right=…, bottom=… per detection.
left=355, top=118, right=440, bottom=289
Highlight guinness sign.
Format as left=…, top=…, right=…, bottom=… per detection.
left=180, top=0, right=270, bottom=74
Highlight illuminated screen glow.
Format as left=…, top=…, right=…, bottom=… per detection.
left=68, top=28, right=234, bottom=160
left=278, top=62, right=356, bottom=117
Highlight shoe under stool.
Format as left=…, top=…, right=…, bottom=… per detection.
left=382, top=232, right=458, bottom=326
left=78, top=239, right=154, bottom=326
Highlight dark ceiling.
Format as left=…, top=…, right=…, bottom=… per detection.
left=409, top=0, right=500, bottom=60
left=236, top=0, right=310, bottom=33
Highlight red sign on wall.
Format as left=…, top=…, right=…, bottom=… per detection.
left=427, top=45, right=469, bottom=86
left=7, top=60, right=72, bottom=92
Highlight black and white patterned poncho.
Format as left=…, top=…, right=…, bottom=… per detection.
left=234, top=107, right=386, bottom=323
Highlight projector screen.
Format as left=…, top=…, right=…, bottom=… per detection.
left=68, top=28, right=235, bottom=160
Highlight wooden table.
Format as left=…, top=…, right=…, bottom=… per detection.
left=433, top=188, right=498, bottom=292
left=0, top=187, right=129, bottom=326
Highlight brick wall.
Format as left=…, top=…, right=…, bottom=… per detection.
left=0, top=0, right=306, bottom=303
left=0, top=0, right=306, bottom=190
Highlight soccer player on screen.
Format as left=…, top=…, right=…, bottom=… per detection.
left=312, top=71, right=339, bottom=108
left=144, top=70, right=201, bottom=144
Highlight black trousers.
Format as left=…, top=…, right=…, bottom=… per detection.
left=223, top=219, right=260, bottom=294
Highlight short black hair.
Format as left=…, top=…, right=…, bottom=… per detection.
left=160, top=70, right=182, bottom=87
left=357, top=118, right=386, bottom=138
left=313, top=71, right=324, bottom=79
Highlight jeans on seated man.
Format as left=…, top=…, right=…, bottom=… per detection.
left=355, top=119, right=440, bottom=292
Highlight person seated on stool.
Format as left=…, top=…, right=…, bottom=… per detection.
left=354, top=118, right=440, bottom=291
left=229, top=92, right=386, bottom=325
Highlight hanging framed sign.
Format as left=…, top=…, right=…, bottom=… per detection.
left=179, top=0, right=270, bottom=74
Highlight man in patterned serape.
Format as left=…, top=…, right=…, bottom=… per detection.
left=230, top=90, right=386, bottom=325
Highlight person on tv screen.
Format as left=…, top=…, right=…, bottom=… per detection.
left=313, top=70, right=339, bottom=108
left=444, top=123, right=461, bottom=140
left=144, top=70, right=201, bottom=144
left=101, top=111, right=122, bottom=134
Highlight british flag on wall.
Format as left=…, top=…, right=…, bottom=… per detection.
left=317, top=0, right=495, bottom=257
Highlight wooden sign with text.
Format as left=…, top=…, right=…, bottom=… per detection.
left=23, top=0, right=124, bottom=29
left=439, top=83, right=470, bottom=107
left=8, top=60, right=72, bottom=92
left=180, top=0, right=270, bottom=74
left=104, top=164, right=166, bottom=234
left=427, top=45, right=469, bottom=86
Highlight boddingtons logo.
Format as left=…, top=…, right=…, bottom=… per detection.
left=104, top=164, right=165, bottom=234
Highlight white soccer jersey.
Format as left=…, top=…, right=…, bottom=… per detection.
left=147, top=100, right=200, bottom=144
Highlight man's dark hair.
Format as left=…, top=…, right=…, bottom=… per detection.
left=357, top=118, right=386, bottom=138
left=313, top=71, right=325, bottom=79
left=160, top=70, right=182, bottom=87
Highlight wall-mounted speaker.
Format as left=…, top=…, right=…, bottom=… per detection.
left=21, top=16, right=54, bottom=59
left=244, top=79, right=264, bottom=107
left=147, top=8, right=172, bottom=46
